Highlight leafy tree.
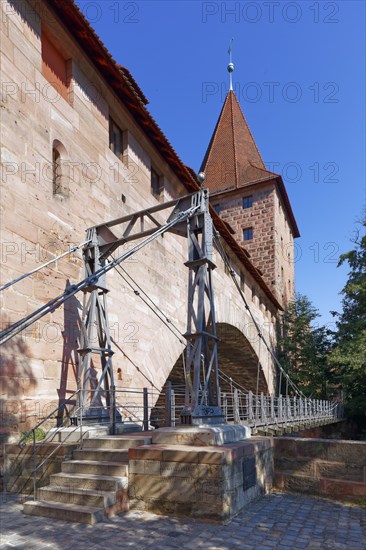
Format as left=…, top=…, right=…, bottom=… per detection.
left=328, top=219, right=366, bottom=420
left=277, top=293, right=332, bottom=398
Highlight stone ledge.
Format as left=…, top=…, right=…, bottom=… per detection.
left=274, top=471, right=366, bottom=502
left=274, top=437, right=366, bottom=465
left=129, top=436, right=272, bottom=465
left=152, top=425, right=251, bottom=447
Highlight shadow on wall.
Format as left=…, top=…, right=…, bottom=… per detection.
left=7, top=0, right=41, bottom=38
left=57, top=280, right=82, bottom=425
left=0, top=326, right=37, bottom=488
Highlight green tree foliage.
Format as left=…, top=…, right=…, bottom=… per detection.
left=277, top=294, right=332, bottom=398
left=328, top=220, right=366, bottom=418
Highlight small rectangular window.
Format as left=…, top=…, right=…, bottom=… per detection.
left=243, top=227, right=253, bottom=241
left=109, top=118, right=124, bottom=160
left=214, top=204, right=221, bottom=214
left=243, top=196, right=253, bottom=209
left=151, top=168, right=161, bottom=198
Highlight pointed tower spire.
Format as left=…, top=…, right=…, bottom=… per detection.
left=227, top=37, right=234, bottom=91
left=200, top=90, right=273, bottom=192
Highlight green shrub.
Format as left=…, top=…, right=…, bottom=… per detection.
left=21, top=428, right=46, bottom=444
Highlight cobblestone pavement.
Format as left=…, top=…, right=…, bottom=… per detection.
left=0, top=493, right=365, bottom=550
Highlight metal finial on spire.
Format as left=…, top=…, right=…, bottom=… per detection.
left=227, top=37, right=234, bottom=91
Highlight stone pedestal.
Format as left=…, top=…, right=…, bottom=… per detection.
left=128, top=425, right=273, bottom=522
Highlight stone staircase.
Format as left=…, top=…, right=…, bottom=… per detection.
left=23, top=433, right=152, bottom=524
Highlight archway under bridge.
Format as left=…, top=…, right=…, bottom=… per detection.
left=151, top=323, right=269, bottom=427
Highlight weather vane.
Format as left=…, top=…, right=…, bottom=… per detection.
left=227, top=37, right=234, bottom=91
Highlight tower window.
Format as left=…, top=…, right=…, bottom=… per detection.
left=243, top=195, right=253, bottom=209
left=109, top=118, right=124, bottom=160
left=243, top=227, right=253, bottom=241
left=214, top=204, right=221, bottom=214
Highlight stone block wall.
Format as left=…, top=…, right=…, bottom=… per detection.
left=212, top=182, right=295, bottom=307
left=213, top=185, right=276, bottom=294
left=128, top=437, right=274, bottom=521
left=274, top=195, right=295, bottom=305
left=3, top=442, right=76, bottom=495
left=274, top=437, right=366, bottom=504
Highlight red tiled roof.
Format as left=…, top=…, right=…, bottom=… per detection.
left=45, top=0, right=283, bottom=310
left=200, top=91, right=271, bottom=190
left=117, top=65, right=149, bottom=106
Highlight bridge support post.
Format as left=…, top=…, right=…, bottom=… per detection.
left=180, top=189, right=224, bottom=425
left=77, top=228, right=116, bottom=426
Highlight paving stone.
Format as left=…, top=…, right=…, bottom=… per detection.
left=1, top=492, right=366, bottom=549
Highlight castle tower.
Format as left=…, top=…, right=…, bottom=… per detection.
left=201, top=86, right=299, bottom=307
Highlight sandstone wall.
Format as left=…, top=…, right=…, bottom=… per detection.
left=274, top=194, right=295, bottom=304
left=212, top=183, right=295, bottom=307
left=274, top=437, right=366, bottom=504
left=213, top=185, right=276, bottom=295
left=3, top=442, right=76, bottom=494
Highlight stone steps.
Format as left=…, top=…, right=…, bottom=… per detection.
left=23, top=434, right=150, bottom=523
left=38, top=485, right=118, bottom=507
left=82, top=436, right=151, bottom=449
left=23, top=500, right=105, bottom=525
left=73, top=448, right=129, bottom=462
left=50, top=472, right=128, bottom=491
left=62, top=459, right=129, bottom=477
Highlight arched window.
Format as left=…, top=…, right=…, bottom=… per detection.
left=52, top=140, right=68, bottom=197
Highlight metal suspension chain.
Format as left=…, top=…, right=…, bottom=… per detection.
left=0, top=240, right=91, bottom=292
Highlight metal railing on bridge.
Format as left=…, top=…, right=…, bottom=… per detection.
left=58, top=385, right=342, bottom=433
left=163, top=385, right=343, bottom=432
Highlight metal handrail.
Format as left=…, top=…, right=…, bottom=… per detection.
left=33, top=422, right=81, bottom=473
left=17, top=390, right=81, bottom=501
left=18, top=389, right=79, bottom=447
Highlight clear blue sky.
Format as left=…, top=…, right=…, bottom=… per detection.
left=76, top=0, right=365, bottom=328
